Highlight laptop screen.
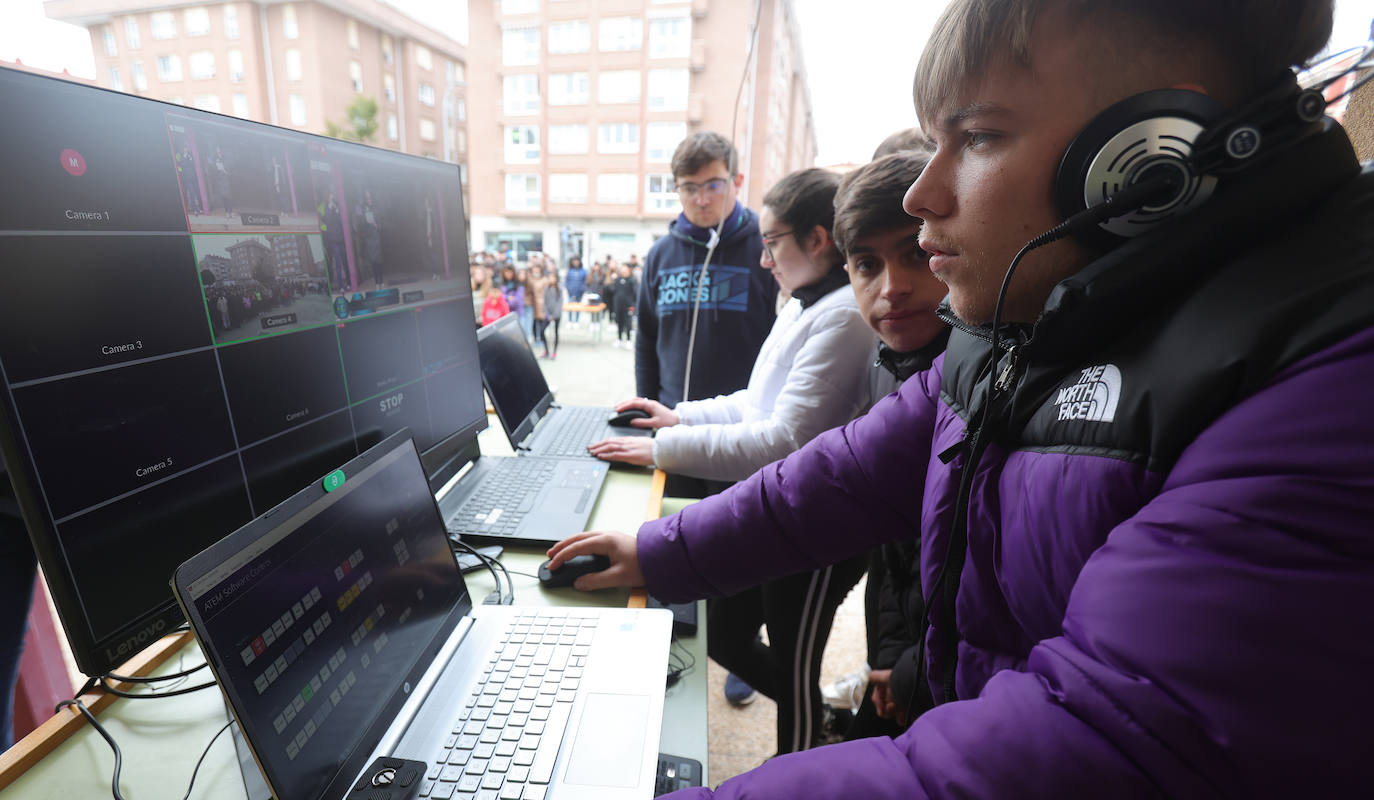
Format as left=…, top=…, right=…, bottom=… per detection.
left=476, top=314, right=553, bottom=444
left=178, top=433, right=468, bottom=800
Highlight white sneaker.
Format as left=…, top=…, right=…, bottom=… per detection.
left=821, top=663, right=870, bottom=710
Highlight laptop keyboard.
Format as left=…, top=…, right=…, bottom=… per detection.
left=535, top=406, right=610, bottom=457
left=449, top=459, right=558, bottom=538
left=422, top=612, right=598, bottom=800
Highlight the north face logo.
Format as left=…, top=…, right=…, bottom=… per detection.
left=1054, top=364, right=1121, bottom=422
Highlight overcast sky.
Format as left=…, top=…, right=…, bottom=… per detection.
left=3, top=0, right=1372, bottom=165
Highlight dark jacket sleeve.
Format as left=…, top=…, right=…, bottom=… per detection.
left=635, top=264, right=660, bottom=400
left=872, top=563, right=914, bottom=671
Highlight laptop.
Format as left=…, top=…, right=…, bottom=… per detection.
left=477, top=315, right=652, bottom=459
left=173, top=430, right=673, bottom=800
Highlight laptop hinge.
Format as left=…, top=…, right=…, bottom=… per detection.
left=366, top=615, right=476, bottom=762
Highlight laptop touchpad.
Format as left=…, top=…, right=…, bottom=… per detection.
left=561, top=693, right=648, bottom=787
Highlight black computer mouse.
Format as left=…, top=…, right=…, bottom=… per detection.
left=538, top=554, right=612, bottom=588
left=607, top=409, right=651, bottom=428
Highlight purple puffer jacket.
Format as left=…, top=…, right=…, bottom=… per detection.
left=638, top=130, right=1374, bottom=798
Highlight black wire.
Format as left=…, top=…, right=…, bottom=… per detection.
left=97, top=675, right=218, bottom=699
left=451, top=537, right=515, bottom=604
left=105, top=661, right=209, bottom=684
left=54, top=697, right=235, bottom=800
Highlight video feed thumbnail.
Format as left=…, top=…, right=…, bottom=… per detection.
left=217, top=324, right=349, bottom=446
left=11, top=350, right=237, bottom=520
left=0, top=234, right=212, bottom=384
left=194, top=233, right=334, bottom=344
left=168, top=115, right=317, bottom=233
left=308, top=144, right=470, bottom=320
left=0, top=68, right=189, bottom=233
left=59, top=456, right=252, bottom=641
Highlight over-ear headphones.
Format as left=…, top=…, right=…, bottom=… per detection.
left=1052, top=76, right=1328, bottom=249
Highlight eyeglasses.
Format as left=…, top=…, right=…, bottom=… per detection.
left=676, top=178, right=730, bottom=198
left=760, top=229, right=794, bottom=260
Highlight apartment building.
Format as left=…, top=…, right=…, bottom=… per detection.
left=43, top=0, right=469, bottom=210
left=467, top=0, right=818, bottom=266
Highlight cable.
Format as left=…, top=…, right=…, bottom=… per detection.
left=451, top=537, right=515, bottom=604
left=503, top=569, right=543, bottom=581
left=96, top=675, right=218, bottom=699
left=53, top=696, right=234, bottom=800
left=105, top=661, right=209, bottom=684
left=665, top=637, right=697, bottom=688
left=680, top=0, right=765, bottom=403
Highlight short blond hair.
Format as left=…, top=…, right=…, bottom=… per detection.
left=913, top=0, right=1334, bottom=124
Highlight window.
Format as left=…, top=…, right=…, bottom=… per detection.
left=505, top=125, right=540, bottom=163
left=599, top=17, right=642, bottom=51
left=503, top=26, right=540, bottom=66
left=418, top=81, right=435, bottom=106
left=458, top=129, right=466, bottom=152
left=124, top=17, right=141, bottom=49
left=648, top=68, right=688, bottom=111
left=649, top=17, right=690, bottom=59
left=646, top=121, right=686, bottom=162
left=132, top=61, right=148, bottom=90
left=228, top=49, right=243, bottom=82
left=193, top=94, right=221, bottom=112
left=349, top=61, right=363, bottom=93
left=381, top=34, right=394, bottom=65
left=103, top=27, right=117, bottom=56
left=452, top=62, right=465, bottom=83
left=223, top=4, right=240, bottom=39
left=190, top=51, right=215, bottom=80
left=548, top=124, right=588, bottom=154
left=232, top=93, right=248, bottom=117
left=457, top=98, right=466, bottom=121
left=549, top=174, right=587, bottom=204
left=151, top=11, right=176, bottom=39
left=597, top=70, right=640, bottom=104
left=289, top=93, right=306, bottom=125
left=419, top=118, right=436, bottom=141
left=285, top=49, right=302, bottom=81
left=547, top=72, right=588, bottom=105
left=598, top=123, right=639, bottom=154
left=597, top=174, right=638, bottom=204
left=281, top=4, right=298, bottom=39
left=505, top=174, right=541, bottom=212
left=548, top=21, right=589, bottom=54
left=184, top=7, right=210, bottom=36
left=167, top=96, right=184, bottom=105
left=383, top=73, right=395, bottom=102
left=156, top=55, right=182, bottom=81
left=347, top=19, right=360, bottom=49
left=501, top=0, right=538, bottom=13
left=108, top=67, right=122, bottom=91
left=415, top=45, right=432, bottom=70
left=387, top=113, right=398, bottom=141
left=647, top=173, right=681, bottom=211
left=503, top=74, right=539, bottom=115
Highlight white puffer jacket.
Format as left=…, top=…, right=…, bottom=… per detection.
left=652, top=285, right=876, bottom=481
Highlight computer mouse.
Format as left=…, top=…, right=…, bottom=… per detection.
left=538, top=554, right=612, bottom=589
left=607, top=409, right=651, bottom=428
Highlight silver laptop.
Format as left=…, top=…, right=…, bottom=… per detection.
left=477, top=315, right=651, bottom=459
left=173, top=430, right=672, bottom=800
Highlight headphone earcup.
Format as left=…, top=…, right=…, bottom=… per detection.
left=1054, top=89, right=1224, bottom=248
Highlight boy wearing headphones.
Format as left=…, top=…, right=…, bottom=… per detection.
left=552, top=0, right=1374, bottom=796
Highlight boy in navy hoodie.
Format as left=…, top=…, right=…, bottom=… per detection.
left=635, top=132, right=777, bottom=411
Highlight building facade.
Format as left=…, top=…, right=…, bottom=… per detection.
left=43, top=0, right=470, bottom=212
left=467, top=0, right=818, bottom=267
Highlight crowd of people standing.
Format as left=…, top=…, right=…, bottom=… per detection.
left=469, top=249, right=645, bottom=357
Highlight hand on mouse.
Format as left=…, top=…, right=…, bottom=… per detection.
left=546, top=530, right=644, bottom=591
left=587, top=436, right=655, bottom=466
left=614, top=397, right=678, bottom=429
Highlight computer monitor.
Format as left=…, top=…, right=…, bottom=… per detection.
left=0, top=67, right=487, bottom=676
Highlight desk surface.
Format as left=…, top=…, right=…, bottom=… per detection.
left=0, top=422, right=707, bottom=797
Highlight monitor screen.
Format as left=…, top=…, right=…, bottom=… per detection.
left=477, top=314, right=552, bottom=443
left=0, top=67, right=487, bottom=675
